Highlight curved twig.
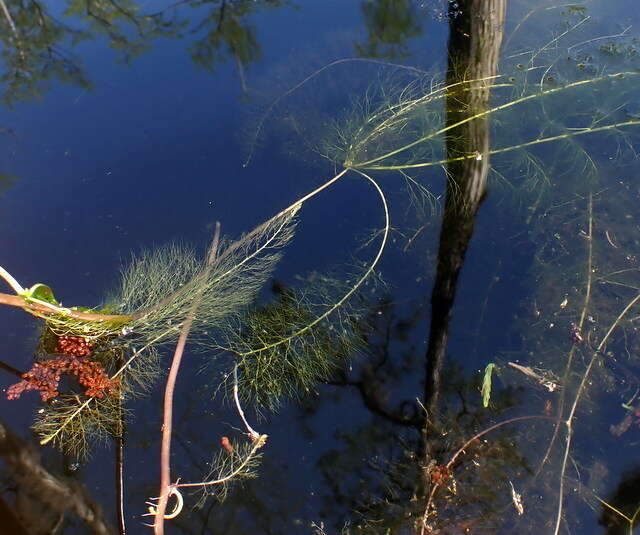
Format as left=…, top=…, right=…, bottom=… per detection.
left=234, top=169, right=389, bottom=358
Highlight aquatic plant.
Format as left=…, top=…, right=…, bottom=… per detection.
left=2, top=3, right=640, bottom=534
left=0, top=168, right=388, bottom=532
left=487, top=182, right=640, bottom=535
left=236, top=5, right=640, bottom=534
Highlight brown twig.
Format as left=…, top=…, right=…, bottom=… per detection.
left=115, top=353, right=126, bottom=535
left=152, top=223, right=221, bottom=534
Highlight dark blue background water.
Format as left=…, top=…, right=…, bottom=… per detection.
left=2, top=1, right=640, bottom=533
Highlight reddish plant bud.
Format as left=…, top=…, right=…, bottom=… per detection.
left=220, top=436, right=234, bottom=453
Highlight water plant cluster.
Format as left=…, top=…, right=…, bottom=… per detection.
left=2, top=2, right=640, bottom=533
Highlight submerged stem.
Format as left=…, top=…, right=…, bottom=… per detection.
left=421, top=414, right=557, bottom=535
left=236, top=169, right=389, bottom=358
left=153, top=223, right=221, bottom=535
left=233, top=364, right=260, bottom=439
left=244, top=58, right=429, bottom=168
left=353, top=72, right=640, bottom=170
left=553, top=291, right=640, bottom=535
left=115, top=394, right=126, bottom=535
left=535, top=194, right=595, bottom=477
left=359, top=119, right=640, bottom=171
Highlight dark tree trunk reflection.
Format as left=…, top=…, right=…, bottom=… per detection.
left=424, top=0, right=506, bottom=429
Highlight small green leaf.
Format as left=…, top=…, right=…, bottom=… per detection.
left=481, top=363, right=497, bottom=408
left=21, top=283, right=59, bottom=306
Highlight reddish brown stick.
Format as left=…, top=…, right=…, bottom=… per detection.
left=153, top=223, right=221, bottom=534
left=0, top=292, right=132, bottom=323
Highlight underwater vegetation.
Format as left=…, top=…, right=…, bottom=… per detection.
left=2, top=1, right=640, bottom=533
left=243, top=4, right=640, bottom=534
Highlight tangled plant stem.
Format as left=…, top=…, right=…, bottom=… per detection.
left=351, top=72, right=640, bottom=170
left=420, top=414, right=558, bottom=535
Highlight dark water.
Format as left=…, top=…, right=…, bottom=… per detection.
left=1, top=0, right=640, bottom=533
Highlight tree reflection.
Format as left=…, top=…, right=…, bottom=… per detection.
left=188, top=0, right=285, bottom=92
left=423, top=0, right=506, bottom=426
left=314, top=0, right=516, bottom=531
left=315, top=296, right=526, bottom=532
left=0, top=0, right=284, bottom=103
left=0, top=0, right=91, bottom=105
left=64, top=0, right=184, bottom=62
left=356, top=0, right=422, bottom=59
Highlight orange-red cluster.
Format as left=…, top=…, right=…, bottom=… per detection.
left=45, top=355, right=119, bottom=398
left=6, top=344, right=118, bottom=402
left=429, top=465, right=452, bottom=486
left=56, top=335, right=93, bottom=357
left=6, top=362, right=60, bottom=401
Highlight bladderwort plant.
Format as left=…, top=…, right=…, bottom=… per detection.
left=0, top=166, right=390, bottom=533
left=3, top=19, right=640, bottom=533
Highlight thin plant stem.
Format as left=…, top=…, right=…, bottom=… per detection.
left=594, top=494, right=640, bottom=534
left=115, top=353, right=126, bottom=535
left=553, top=291, right=640, bottom=535
left=214, top=168, right=349, bottom=268
left=153, top=223, right=221, bottom=535
left=529, top=15, right=590, bottom=65
left=503, top=3, right=578, bottom=51
left=156, top=364, right=266, bottom=521
left=115, top=426, right=126, bottom=535
left=243, top=58, right=429, bottom=167
left=233, top=364, right=259, bottom=439
left=174, top=375, right=266, bottom=491
left=535, top=194, right=594, bottom=477
left=345, top=77, right=514, bottom=163
left=175, top=435, right=267, bottom=489
left=358, top=119, right=640, bottom=171
left=353, top=71, right=640, bottom=169
left=235, top=169, right=389, bottom=358
left=0, top=359, right=25, bottom=379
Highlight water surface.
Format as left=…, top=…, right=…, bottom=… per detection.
left=1, top=1, right=640, bottom=533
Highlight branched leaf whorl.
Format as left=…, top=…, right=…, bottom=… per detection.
left=230, top=279, right=365, bottom=414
